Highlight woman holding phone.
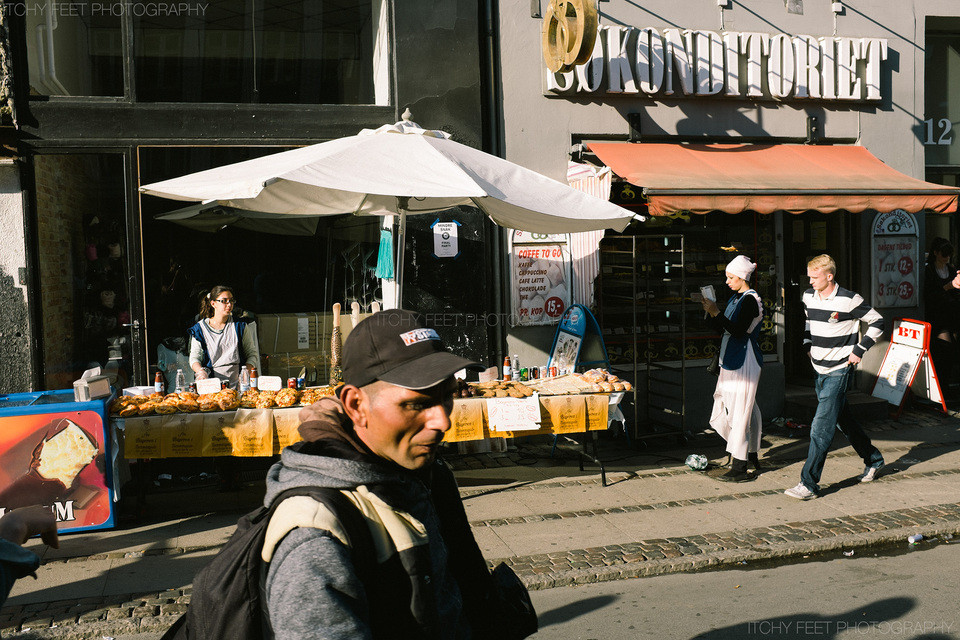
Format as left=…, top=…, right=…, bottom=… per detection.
left=700, top=255, right=764, bottom=482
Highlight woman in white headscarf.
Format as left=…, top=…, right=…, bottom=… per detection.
left=700, top=255, right=764, bottom=482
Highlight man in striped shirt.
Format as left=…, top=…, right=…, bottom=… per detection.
left=785, top=255, right=885, bottom=500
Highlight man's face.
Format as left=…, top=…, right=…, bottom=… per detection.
left=355, top=378, right=458, bottom=470
left=807, top=266, right=832, bottom=293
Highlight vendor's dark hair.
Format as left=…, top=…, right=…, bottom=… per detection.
left=199, top=285, right=234, bottom=319
left=930, top=237, right=953, bottom=261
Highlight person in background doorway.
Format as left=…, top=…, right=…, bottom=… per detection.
left=700, top=255, right=764, bottom=482
left=785, top=254, right=885, bottom=500
left=923, top=238, right=960, bottom=399
left=188, top=285, right=260, bottom=390
left=1, top=505, right=59, bottom=607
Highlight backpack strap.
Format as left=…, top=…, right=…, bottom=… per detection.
left=262, top=487, right=377, bottom=564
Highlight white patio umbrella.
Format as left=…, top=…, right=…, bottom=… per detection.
left=140, top=111, right=639, bottom=302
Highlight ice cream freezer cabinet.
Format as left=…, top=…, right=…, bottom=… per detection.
left=0, top=390, right=116, bottom=533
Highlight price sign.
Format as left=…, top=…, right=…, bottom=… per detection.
left=510, top=240, right=571, bottom=326
left=871, top=211, right=919, bottom=308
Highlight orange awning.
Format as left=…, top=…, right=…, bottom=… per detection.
left=586, top=142, right=960, bottom=216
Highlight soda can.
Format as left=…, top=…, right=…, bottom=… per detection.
left=287, top=377, right=297, bottom=389
left=520, top=368, right=528, bottom=382
left=539, top=366, right=548, bottom=379
left=297, top=377, right=305, bottom=390
left=530, top=367, right=539, bottom=380
left=549, top=366, right=558, bottom=377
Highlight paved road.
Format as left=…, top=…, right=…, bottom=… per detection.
left=528, top=539, right=960, bottom=639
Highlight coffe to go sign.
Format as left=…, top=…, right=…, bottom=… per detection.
left=511, top=242, right=571, bottom=326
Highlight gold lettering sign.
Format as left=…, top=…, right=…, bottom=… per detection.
left=123, top=416, right=162, bottom=459
left=542, top=0, right=598, bottom=73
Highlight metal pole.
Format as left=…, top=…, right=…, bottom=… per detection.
left=396, top=198, right=408, bottom=306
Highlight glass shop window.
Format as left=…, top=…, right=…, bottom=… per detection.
left=924, top=22, right=960, bottom=167
left=32, top=154, right=130, bottom=390
left=134, top=0, right=382, bottom=104
left=22, top=1, right=124, bottom=96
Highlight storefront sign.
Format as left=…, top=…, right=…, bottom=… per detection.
left=542, top=0, right=598, bottom=73
left=545, top=26, right=888, bottom=103
left=871, top=210, right=919, bottom=308
left=511, top=235, right=572, bottom=326
left=431, top=219, right=460, bottom=258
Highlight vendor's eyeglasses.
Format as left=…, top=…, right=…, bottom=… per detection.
left=214, top=298, right=235, bottom=305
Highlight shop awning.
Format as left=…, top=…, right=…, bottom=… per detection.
left=586, top=142, right=960, bottom=216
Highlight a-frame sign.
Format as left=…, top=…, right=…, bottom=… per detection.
left=547, top=304, right=609, bottom=373
left=871, top=318, right=946, bottom=416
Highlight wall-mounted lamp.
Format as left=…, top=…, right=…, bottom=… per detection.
left=832, top=2, right=843, bottom=13
left=717, top=0, right=728, bottom=7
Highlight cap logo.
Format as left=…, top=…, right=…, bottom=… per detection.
left=399, top=328, right=440, bottom=346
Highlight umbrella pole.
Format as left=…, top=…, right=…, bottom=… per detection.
left=395, top=205, right=407, bottom=307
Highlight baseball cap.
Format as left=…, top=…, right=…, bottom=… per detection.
left=341, top=309, right=481, bottom=390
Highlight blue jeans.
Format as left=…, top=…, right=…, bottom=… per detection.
left=800, top=367, right=884, bottom=494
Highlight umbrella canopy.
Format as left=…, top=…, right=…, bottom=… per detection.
left=140, top=115, right=637, bottom=235
left=155, top=202, right=320, bottom=236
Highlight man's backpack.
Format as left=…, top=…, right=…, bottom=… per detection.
left=160, top=486, right=372, bottom=640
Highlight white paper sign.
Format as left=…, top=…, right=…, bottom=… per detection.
left=433, top=222, right=459, bottom=258
left=486, top=395, right=542, bottom=431
left=195, top=377, right=223, bottom=395
left=258, top=375, right=283, bottom=391
left=297, top=317, right=310, bottom=349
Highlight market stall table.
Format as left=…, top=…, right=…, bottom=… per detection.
left=112, top=392, right=625, bottom=484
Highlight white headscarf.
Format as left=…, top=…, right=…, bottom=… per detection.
left=726, top=255, right=756, bottom=280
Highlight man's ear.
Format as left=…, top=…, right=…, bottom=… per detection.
left=340, top=385, right=366, bottom=428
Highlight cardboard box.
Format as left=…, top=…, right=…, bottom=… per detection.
left=257, top=311, right=372, bottom=357
left=262, top=350, right=330, bottom=382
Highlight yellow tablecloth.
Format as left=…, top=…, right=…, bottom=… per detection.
left=113, top=394, right=619, bottom=458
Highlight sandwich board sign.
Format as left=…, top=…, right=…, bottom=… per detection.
left=871, top=318, right=946, bottom=416
left=547, top=304, right=609, bottom=373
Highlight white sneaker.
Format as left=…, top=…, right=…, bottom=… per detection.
left=784, top=483, right=817, bottom=500
left=860, top=465, right=883, bottom=483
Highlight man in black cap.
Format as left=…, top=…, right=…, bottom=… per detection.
left=262, top=309, right=521, bottom=639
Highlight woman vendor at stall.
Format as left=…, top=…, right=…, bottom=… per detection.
left=189, top=285, right=260, bottom=390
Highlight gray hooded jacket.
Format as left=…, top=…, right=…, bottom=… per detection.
left=262, top=400, right=479, bottom=640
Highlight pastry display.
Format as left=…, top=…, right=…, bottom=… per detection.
left=275, top=388, right=300, bottom=407
left=108, top=384, right=342, bottom=415
left=522, top=369, right=632, bottom=395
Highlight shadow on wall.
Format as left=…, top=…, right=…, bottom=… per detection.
left=0, top=267, right=31, bottom=393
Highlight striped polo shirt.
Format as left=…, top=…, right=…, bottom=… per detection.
left=803, top=283, right=884, bottom=375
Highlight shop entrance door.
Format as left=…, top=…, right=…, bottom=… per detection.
left=781, top=211, right=860, bottom=383
left=31, top=152, right=146, bottom=391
